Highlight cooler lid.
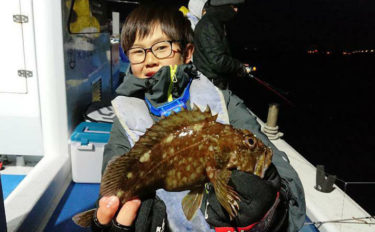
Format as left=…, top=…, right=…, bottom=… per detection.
left=71, top=122, right=112, bottom=145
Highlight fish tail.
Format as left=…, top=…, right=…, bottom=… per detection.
left=72, top=208, right=96, bottom=228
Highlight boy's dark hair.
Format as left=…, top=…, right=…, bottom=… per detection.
left=121, top=3, right=193, bottom=57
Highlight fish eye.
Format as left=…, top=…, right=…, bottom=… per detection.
left=244, top=136, right=256, bottom=148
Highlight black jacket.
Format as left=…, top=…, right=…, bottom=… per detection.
left=193, top=5, right=244, bottom=89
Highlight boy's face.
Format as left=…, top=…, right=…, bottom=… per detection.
left=129, top=24, right=192, bottom=79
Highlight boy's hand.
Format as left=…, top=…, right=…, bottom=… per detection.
left=93, top=195, right=167, bottom=232
left=96, top=196, right=119, bottom=225
left=94, top=196, right=141, bottom=231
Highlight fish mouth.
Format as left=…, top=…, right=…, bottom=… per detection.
left=262, top=149, right=273, bottom=176
left=265, top=149, right=273, bottom=167
left=254, top=148, right=273, bottom=178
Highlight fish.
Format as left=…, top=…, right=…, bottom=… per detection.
left=72, top=106, right=273, bottom=227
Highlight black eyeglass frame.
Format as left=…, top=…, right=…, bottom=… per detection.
left=126, top=40, right=182, bottom=64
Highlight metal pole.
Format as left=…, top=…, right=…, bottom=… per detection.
left=266, top=103, right=279, bottom=127
left=262, top=103, right=283, bottom=140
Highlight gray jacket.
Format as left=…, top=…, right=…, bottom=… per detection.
left=104, top=64, right=306, bottom=232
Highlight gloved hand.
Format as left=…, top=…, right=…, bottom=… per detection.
left=92, top=196, right=168, bottom=232
left=201, top=164, right=280, bottom=228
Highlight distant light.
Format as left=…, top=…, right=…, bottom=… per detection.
left=326, top=51, right=331, bottom=55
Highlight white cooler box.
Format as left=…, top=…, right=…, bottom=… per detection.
left=70, top=122, right=112, bottom=183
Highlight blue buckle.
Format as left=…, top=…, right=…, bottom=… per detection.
left=145, top=80, right=192, bottom=117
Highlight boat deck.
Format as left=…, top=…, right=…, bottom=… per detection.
left=40, top=182, right=319, bottom=232
left=1, top=175, right=26, bottom=200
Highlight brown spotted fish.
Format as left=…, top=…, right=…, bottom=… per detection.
left=73, top=106, right=272, bottom=227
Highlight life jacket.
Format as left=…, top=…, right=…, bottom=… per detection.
left=111, top=73, right=284, bottom=232
left=111, top=73, right=229, bottom=147
left=112, top=73, right=225, bottom=232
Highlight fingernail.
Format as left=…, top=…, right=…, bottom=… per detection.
left=106, top=196, right=116, bottom=208
left=132, top=199, right=141, bottom=205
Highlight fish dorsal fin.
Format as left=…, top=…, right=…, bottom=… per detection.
left=128, top=106, right=217, bottom=157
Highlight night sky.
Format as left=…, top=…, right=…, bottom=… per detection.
left=229, top=0, right=375, bottom=51
left=122, top=0, right=375, bottom=51
left=225, top=0, right=375, bottom=215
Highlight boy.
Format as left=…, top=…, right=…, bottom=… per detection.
left=92, top=3, right=305, bottom=232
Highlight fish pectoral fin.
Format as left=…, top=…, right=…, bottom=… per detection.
left=182, top=187, right=205, bottom=221
left=211, top=169, right=240, bottom=220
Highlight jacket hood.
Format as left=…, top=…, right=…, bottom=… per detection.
left=116, top=64, right=197, bottom=107
left=188, top=0, right=208, bottom=19
left=205, top=4, right=237, bottom=23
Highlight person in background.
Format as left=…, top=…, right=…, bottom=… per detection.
left=193, top=0, right=252, bottom=89
left=185, top=0, right=208, bottom=30
left=91, top=3, right=305, bottom=232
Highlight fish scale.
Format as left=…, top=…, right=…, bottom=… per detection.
left=72, top=106, right=272, bottom=227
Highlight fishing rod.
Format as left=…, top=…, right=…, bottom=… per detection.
left=245, top=67, right=295, bottom=107
left=305, top=216, right=375, bottom=228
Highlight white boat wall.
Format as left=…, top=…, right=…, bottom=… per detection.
left=1, top=1, right=70, bottom=231
left=0, top=0, right=373, bottom=232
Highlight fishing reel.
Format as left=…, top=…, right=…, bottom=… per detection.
left=245, top=66, right=257, bottom=76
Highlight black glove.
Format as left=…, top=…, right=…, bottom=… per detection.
left=201, top=164, right=280, bottom=228
left=91, top=196, right=168, bottom=232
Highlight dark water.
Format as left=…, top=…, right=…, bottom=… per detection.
left=231, top=52, right=375, bottom=215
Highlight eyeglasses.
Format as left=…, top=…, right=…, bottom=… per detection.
left=127, top=40, right=181, bottom=64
